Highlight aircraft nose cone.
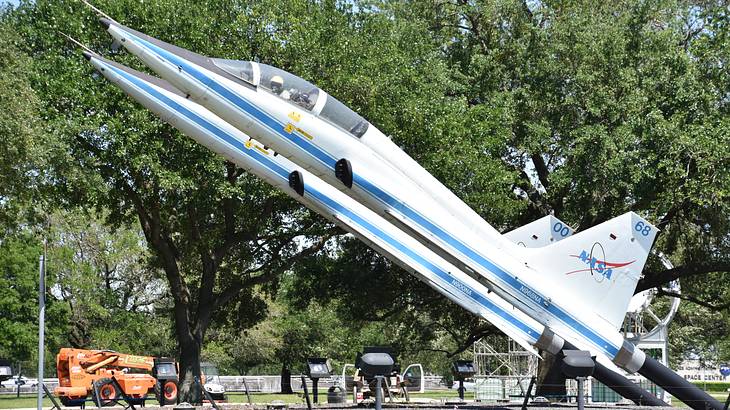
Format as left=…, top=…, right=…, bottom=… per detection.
left=99, top=18, right=111, bottom=29
left=82, top=51, right=92, bottom=61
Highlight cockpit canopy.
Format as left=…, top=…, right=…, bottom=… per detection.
left=211, top=59, right=369, bottom=138
left=258, top=64, right=320, bottom=111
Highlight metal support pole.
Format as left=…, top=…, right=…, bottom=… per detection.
left=37, top=241, right=46, bottom=410
left=576, top=377, right=585, bottom=410
left=401, top=382, right=410, bottom=402
left=155, top=381, right=163, bottom=406
left=522, top=376, right=536, bottom=410
left=458, top=378, right=465, bottom=400
left=312, top=377, right=319, bottom=403
left=383, top=376, right=393, bottom=402
left=375, top=376, right=383, bottom=410
left=42, top=383, right=62, bottom=410
left=16, top=363, right=22, bottom=399
left=300, top=375, right=312, bottom=410
left=242, top=378, right=252, bottom=405
left=195, top=376, right=220, bottom=410
left=92, top=380, right=103, bottom=408
left=639, top=354, right=724, bottom=410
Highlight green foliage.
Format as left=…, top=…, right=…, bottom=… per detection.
left=690, top=382, right=730, bottom=393
left=0, top=0, right=728, bottom=377
left=397, top=0, right=730, bottom=359
left=46, top=209, right=175, bottom=355
left=0, top=22, right=55, bottom=228
left=0, top=233, right=67, bottom=366
left=0, top=209, right=175, bottom=374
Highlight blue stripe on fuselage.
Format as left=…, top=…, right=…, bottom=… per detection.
left=114, top=30, right=619, bottom=357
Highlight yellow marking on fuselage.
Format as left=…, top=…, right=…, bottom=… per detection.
left=244, top=139, right=269, bottom=155
left=288, top=111, right=302, bottom=122
left=296, top=127, right=314, bottom=140
left=284, top=123, right=295, bottom=133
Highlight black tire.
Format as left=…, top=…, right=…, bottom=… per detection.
left=59, top=395, right=86, bottom=407
left=154, top=380, right=178, bottom=405
left=126, top=394, right=147, bottom=405
left=153, top=382, right=161, bottom=404
left=59, top=396, right=72, bottom=407
left=91, top=377, right=120, bottom=406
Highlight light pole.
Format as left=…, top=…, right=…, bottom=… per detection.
left=452, top=360, right=476, bottom=401
left=305, top=358, right=332, bottom=403
left=37, top=238, right=46, bottom=410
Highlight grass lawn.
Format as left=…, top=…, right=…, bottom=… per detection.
left=673, top=392, right=728, bottom=408
left=0, top=394, right=53, bottom=409
left=227, top=392, right=305, bottom=404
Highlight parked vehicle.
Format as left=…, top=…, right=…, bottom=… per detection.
left=341, top=360, right=425, bottom=402
left=1, top=376, right=38, bottom=388
left=201, top=362, right=226, bottom=401
left=54, top=348, right=178, bottom=406
left=0, top=360, right=12, bottom=383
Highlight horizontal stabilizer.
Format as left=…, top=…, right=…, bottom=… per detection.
left=505, top=215, right=574, bottom=248
left=527, top=212, right=658, bottom=330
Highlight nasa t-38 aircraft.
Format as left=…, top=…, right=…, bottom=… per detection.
left=99, top=16, right=651, bottom=366
left=83, top=52, right=663, bottom=405
left=93, top=16, right=722, bottom=409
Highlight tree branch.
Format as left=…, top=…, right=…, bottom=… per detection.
left=636, top=261, right=730, bottom=292
left=530, top=153, right=550, bottom=190
left=656, top=288, right=730, bottom=311
left=214, top=231, right=336, bottom=308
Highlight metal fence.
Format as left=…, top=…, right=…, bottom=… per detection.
left=218, top=375, right=446, bottom=393
left=473, top=375, right=667, bottom=404
left=1, top=375, right=447, bottom=395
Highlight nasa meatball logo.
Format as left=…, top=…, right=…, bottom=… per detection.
left=566, top=242, right=636, bottom=283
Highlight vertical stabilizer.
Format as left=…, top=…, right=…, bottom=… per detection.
left=527, top=212, right=657, bottom=330
left=504, top=215, right=574, bottom=248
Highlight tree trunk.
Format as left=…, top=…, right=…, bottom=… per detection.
left=280, top=365, right=293, bottom=394
left=535, top=350, right=567, bottom=401
left=177, top=330, right=203, bottom=404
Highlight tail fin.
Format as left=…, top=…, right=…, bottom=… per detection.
left=504, top=215, right=574, bottom=248
left=528, top=212, right=658, bottom=330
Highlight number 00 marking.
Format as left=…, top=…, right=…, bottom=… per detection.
left=553, top=222, right=570, bottom=237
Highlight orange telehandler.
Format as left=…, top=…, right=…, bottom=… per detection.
left=54, top=348, right=178, bottom=406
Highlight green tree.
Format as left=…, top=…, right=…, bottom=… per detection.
left=403, top=0, right=729, bottom=292
left=47, top=210, right=175, bottom=355
left=0, top=22, right=48, bottom=229
left=0, top=232, right=68, bottom=374
left=7, top=0, right=339, bottom=401
left=400, top=0, right=729, bottom=383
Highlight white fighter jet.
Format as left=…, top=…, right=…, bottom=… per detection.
left=83, top=52, right=664, bottom=405
left=90, top=16, right=721, bottom=409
